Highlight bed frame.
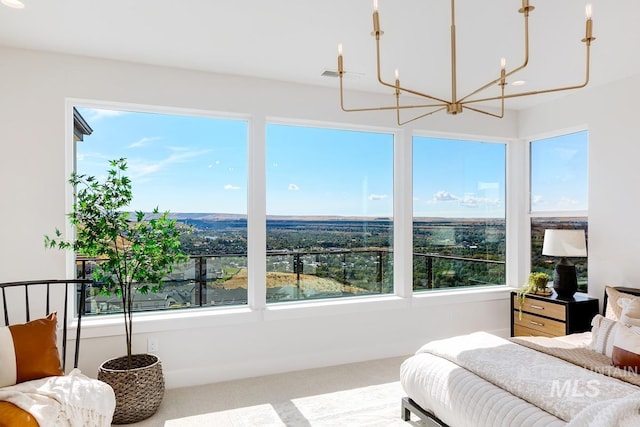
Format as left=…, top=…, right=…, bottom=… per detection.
left=401, top=286, right=640, bottom=426
left=0, top=279, right=92, bottom=372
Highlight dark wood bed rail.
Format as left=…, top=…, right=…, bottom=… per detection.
left=0, top=279, right=92, bottom=372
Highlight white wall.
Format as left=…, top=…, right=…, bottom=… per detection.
left=518, top=74, right=640, bottom=312
left=1, top=45, right=521, bottom=388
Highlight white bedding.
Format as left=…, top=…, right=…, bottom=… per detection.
left=401, top=351, right=566, bottom=427
left=400, top=331, right=640, bottom=427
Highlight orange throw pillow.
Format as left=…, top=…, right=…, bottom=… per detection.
left=0, top=313, right=63, bottom=387
left=611, top=324, right=640, bottom=371
left=0, top=401, right=39, bottom=427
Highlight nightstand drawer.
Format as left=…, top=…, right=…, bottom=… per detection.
left=513, top=311, right=566, bottom=336
left=513, top=295, right=566, bottom=321
left=513, top=323, right=556, bottom=338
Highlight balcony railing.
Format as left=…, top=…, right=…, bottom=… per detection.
left=412, top=252, right=505, bottom=290
left=76, top=249, right=504, bottom=314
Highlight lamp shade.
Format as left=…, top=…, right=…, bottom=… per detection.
left=542, top=229, right=587, bottom=257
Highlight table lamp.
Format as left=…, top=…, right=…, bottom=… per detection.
left=542, top=229, right=587, bottom=298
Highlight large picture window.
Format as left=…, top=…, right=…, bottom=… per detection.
left=265, top=124, right=394, bottom=302
left=412, top=136, right=506, bottom=290
left=74, top=106, right=249, bottom=313
left=530, top=130, right=588, bottom=292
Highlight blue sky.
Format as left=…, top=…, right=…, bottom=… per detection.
left=413, top=137, right=505, bottom=218
left=530, top=130, right=588, bottom=212
left=75, top=107, right=586, bottom=218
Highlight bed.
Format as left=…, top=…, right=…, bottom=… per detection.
left=0, top=279, right=115, bottom=427
left=400, top=286, right=640, bottom=427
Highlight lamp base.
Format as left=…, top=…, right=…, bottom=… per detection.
left=553, top=257, right=578, bottom=298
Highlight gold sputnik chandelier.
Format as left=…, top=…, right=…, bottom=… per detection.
left=336, top=0, right=596, bottom=125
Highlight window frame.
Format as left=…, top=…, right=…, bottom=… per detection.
left=525, top=126, right=589, bottom=288
left=411, top=132, right=509, bottom=292
left=264, top=120, right=396, bottom=303
left=64, top=100, right=516, bottom=336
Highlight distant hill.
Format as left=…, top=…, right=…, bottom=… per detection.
left=166, top=213, right=503, bottom=222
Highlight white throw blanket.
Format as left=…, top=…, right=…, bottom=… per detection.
left=417, top=332, right=640, bottom=423
left=0, top=369, right=115, bottom=427
left=567, top=391, right=640, bottom=427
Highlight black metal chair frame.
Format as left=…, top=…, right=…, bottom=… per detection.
left=0, top=279, right=92, bottom=372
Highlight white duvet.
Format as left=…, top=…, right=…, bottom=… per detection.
left=401, top=331, right=640, bottom=427
left=0, top=369, right=115, bottom=427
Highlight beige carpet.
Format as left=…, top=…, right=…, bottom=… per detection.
left=122, top=356, right=430, bottom=427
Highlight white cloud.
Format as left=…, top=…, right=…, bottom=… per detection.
left=129, top=136, right=161, bottom=148
left=532, top=195, right=544, bottom=204
left=433, top=190, right=459, bottom=202
left=224, top=184, right=240, bottom=190
left=459, top=194, right=502, bottom=209
left=368, top=194, right=388, bottom=201
left=288, top=184, right=300, bottom=191
left=127, top=149, right=213, bottom=179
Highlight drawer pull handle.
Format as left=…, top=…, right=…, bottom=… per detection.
left=529, top=305, right=544, bottom=310
left=530, top=321, right=544, bottom=327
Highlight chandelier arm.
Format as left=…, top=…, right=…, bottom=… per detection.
left=397, top=107, right=448, bottom=126
left=450, top=0, right=457, bottom=104
left=464, top=79, right=507, bottom=119
left=463, top=105, right=504, bottom=119
left=463, top=84, right=505, bottom=118
left=458, top=8, right=532, bottom=104
left=337, top=0, right=593, bottom=122
left=462, top=44, right=591, bottom=105
left=340, top=76, right=447, bottom=112
left=374, top=38, right=450, bottom=104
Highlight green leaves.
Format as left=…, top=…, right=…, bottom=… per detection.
left=45, top=158, right=190, bottom=365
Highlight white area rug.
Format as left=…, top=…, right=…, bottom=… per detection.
left=126, top=356, right=428, bottom=427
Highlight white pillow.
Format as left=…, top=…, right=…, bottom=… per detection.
left=619, top=297, right=640, bottom=327
left=590, top=314, right=623, bottom=357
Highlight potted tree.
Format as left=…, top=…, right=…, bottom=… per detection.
left=45, top=158, right=189, bottom=424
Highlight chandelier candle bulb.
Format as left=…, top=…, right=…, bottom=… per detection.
left=337, top=44, right=343, bottom=74
left=583, top=4, right=595, bottom=43
left=373, top=12, right=381, bottom=35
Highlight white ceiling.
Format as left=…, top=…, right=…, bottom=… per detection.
left=1, top=0, right=638, bottom=111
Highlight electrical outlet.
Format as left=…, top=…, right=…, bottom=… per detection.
left=147, top=338, right=159, bottom=353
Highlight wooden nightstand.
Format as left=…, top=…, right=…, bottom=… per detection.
left=510, top=290, right=599, bottom=337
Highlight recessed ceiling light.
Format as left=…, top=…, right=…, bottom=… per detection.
left=512, top=80, right=526, bottom=86
left=2, top=0, right=24, bottom=8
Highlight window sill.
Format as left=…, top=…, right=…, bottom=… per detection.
left=263, top=294, right=407, bottom=321
left=410, top=285, right=512, bottom=307
left=76, top=305, right=258, bottom=338
left=73, top=286, right=512, bottom=338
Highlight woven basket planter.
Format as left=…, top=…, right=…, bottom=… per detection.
left=98, top=354, right=165, bottom=424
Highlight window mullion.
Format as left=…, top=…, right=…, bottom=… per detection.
left=247, top=116, right=267, bottom=311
